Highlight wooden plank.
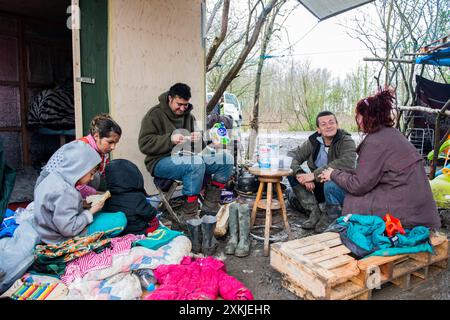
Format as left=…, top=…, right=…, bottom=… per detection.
left=72, top=0, right=82, bottom=138
left=281, top=276, right=314, bottom=300
left=392, top=259, right=428, bottom=279
left=309, top=245, right=351, bottom=263
left=412, top=267, right=428, bottom=280
left=430, top=233, right=448, bottom=247
left=296, top=238, right=343, bottom=255
left=329, top=281, right=368, bottom=300
left=390, top=274, right=411, bottom=289
left=282, top=232, right=339, bottom=250
left=431, top=239, right=449, bottom=263
left=286, top=250, right=337, bottom=281
left=319, top=255, right=355, bottom=270
left=271, top=244, right=330, bottom=298
left=328, top=261, right=360, bottom=286
left=358, top=254, right=406, bottom=270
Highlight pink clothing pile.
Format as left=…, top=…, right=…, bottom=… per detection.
left=145, top=256, right=254, bottom=300
left=61, top=234, right=145, bottom=285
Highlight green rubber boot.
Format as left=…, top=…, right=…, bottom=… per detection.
left=235, top=204, right=250, bottom=257
left=225, top=203, right=239, bottom=255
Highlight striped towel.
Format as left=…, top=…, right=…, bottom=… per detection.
left=61, top=234, right=145, bottom=285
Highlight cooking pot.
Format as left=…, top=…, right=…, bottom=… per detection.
left=236, top=172, right=259, bottom=193
left=236, top=171, right=287, bottom=196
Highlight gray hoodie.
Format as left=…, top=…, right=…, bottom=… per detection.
left=33, top=141, right=101, bottom=244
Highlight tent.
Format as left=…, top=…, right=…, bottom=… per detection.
left=297, top=0, right=375, bottom=21
left=416, top=47, right=450, bottom=67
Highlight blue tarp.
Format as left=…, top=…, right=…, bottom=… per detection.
left=415, top=47, right=450, bottom=67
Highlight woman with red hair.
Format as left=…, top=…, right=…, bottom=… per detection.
left=320, top=89, right=441, bottom=229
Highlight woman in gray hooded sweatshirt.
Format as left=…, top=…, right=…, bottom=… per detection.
left=33, top=140, right=127, bottom=244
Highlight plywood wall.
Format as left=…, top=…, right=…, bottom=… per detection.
left=108, top=0, right=205, bottom=194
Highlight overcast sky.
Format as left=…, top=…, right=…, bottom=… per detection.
left=274, top=2, right=377, bottom=79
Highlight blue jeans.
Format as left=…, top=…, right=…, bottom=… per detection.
left=323, top=181, right=346, bottom=206
left=153, top=151, right=234, bottom=195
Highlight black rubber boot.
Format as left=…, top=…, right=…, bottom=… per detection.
left=314, top=204, right=342, bottom=234
left=186, top=218, right=202, bottom=254
left=225, top=203, right=239, bottom=255
left=201, top=184, right=222, bottom=216
left=201, top=215, right=218, bottom=256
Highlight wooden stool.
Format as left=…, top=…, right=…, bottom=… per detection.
left=249, top=167, right=293, bottom=256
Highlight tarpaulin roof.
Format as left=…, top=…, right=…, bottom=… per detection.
left=415, top=47, right=450, bottom=67
left=297, top=0, right=375, bottom=21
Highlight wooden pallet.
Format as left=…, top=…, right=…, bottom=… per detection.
left=355, top=233, right=449, bottom=293
left=270, top=231, right=449, bottom=300
left=270, top=232, right=368, bottom=300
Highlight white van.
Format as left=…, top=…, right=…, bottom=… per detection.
left=207, top=91, right=243, bottom=127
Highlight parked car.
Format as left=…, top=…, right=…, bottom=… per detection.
left=207, top=91, right=243, bottom=127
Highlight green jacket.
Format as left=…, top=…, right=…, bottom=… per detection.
left=287, top=129, right=357, bottom=182
left=138, top=92, right=199, bottom=175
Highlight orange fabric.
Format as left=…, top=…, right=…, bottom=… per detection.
left=383, top=213, right=406, bottom=237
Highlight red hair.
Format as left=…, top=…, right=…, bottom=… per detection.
left=355, top=88, right=396, bottom=134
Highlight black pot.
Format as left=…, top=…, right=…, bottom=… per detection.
left=236, top=172, right=259, bottom=194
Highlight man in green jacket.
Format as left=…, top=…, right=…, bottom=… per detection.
left=138, top=83, right=234, bottom=255
left=287, top=111, right=357, bottom=233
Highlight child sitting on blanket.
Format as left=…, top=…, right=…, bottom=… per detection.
left=33, top=141, right=127, bottom=244
left=102, top=159, right=159, bottom=235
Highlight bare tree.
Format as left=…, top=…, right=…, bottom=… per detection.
left=246, top=0, right=290, bottom=159
left=206, top=0, right=280, bottom=114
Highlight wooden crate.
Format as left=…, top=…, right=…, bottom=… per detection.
left=271, top=232, right=449, bottom=300
left=270, top=232, right=368, bottom=300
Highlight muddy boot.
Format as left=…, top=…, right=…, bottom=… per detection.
left=301, top=206, right=323, bottom=230
left=286, top=187, right=306, bottom=214
left=235, top=204, right=250, bottom=257
left=181, top=197, right=200, bottom=221
left=292, top=185, right=322, bottom=230
left=225, top=203, right=239, bottom=255
left=201, top=215, right=218, bottom=256
left=314, top=204, right=342, bottom=234
left=201, top=184, right=222, bottom=216
left=186, top=218, right=202, bottom=254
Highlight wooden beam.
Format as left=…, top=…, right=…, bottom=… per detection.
left=363, top=57, right=414, bottom=64
left=72, top=0, right=83, bottom=139
left=397, top=106, right=450, bottom=117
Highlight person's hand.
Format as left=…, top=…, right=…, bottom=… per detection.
left=296, top=173, right=314, bottom=185
left=171, top=133, right=185, bottom=145
left=319, top=168, right=334, bottom=183
left=89, top=201, right=104, bottom=215
left=82, top=200, right=90, bottom=209
left=190, top=131, right=202, bottom=142
left=305, top=181, right=315, bottom=192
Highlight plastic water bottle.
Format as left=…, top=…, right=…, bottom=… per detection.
left=134, top=269, right=157, bottom=292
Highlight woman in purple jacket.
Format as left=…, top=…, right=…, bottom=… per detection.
left=320, top=89, right=441, bottom=230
